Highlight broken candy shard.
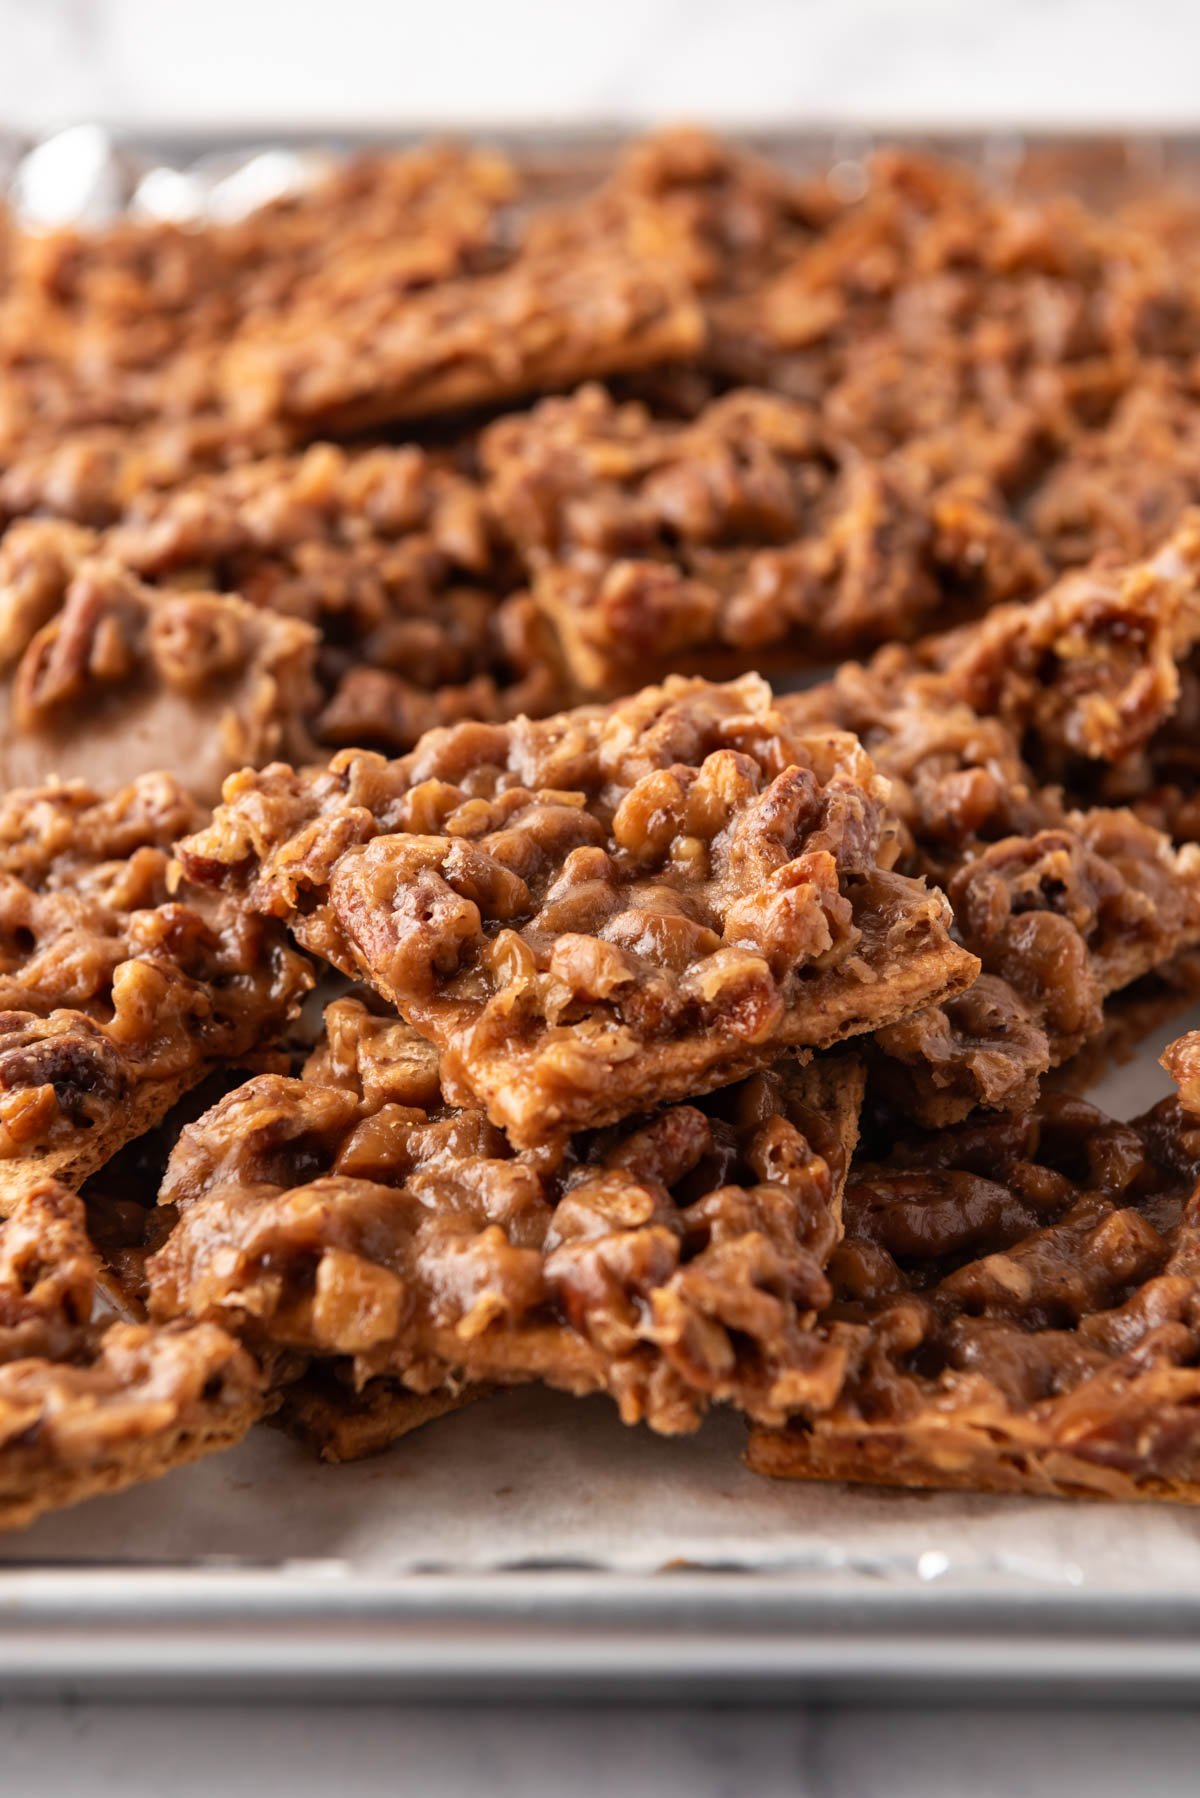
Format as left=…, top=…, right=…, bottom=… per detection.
left=147, top=996, right=864, bottom=1435
left=747, top=1067, right=1200, bottom=1503
left=178, top=673, right=977, bottom=1147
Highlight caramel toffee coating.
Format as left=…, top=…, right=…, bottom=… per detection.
left=0, top=528, right=321, bottom=803
left=0, top=1180, right=262, bottom=1531
left=747, top=1077, right=1200, bottom=1502
left=147, top=995, right=862, bottom=1434
left=481, top=384, right=1048, bottom=696
left=783, top=529, right=1200, bottom=1123
left=0, top=773, right=311, bottom=1190
left=178, top=674, right=975, bottom=1146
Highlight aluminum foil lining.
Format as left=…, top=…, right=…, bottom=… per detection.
left=8, top=124, right=332, bottom=230
left=7, top=120, right=1192, bottom=236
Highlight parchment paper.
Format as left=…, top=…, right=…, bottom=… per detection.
left=3, top=123, right=1200, bottom=1614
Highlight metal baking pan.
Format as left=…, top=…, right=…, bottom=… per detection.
left=1, top=126, right=1199, bottom=1701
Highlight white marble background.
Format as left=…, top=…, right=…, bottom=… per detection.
left=3, top=3, right=1200, bottom=1793
left=1, top=0, right=1200, bottom=134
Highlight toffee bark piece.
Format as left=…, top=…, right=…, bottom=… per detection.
left=711, top=146, right=1197, bottom=436
left=0, top=1181, right=263, bottom=1532
left=75, top=1055, right=465, bottom=1469
left=1024, top=373, right=1200, bottom=572
left=747, top=1078, right=1200, bottom=1502
left=784, top=531, right=1200, bottom=1123
left=870, top=806, right=1200, bottom=1123
left=528, top=127, right=835, bottom=298
left=0, top=525, right=320, bottom=802
left=82, top=1062, right=295, bottom=1319
left=0, top=416, right=294, bottom=531
left=0, top=444, right=566, bottom=783
left=220, top=247, right=704, bottom=437
left=989, top=512, right=1200, bottom=841
left=885, top=512, right=1200, bottom=783
left=1038, top=950, right=1200, bottom=1101
left=101, top=440, right=566, bottom=751
left=0, top=774, right=312, bottom=1199
left=481, top=384, right=1047, bottom=697
left=147, top=996, right=863, bottom=1434
left=75, top=1003, right=490, bottom=1460
left=0, top=145, right=519, bottom=466
left=178, top=674, right=976, bottom=1146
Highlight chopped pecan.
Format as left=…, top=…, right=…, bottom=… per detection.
left=0, top=528, right=321, bottom=803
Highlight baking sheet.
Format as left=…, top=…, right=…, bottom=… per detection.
left=1, top=125, right=1200, bottom=1699
left=10, top=120, right=1200, bottom=230
left=0, top=997, right=1195, bottom=1700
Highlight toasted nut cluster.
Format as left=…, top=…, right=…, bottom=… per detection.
left=897, top=514, right=1200, bottom=779
left=146, top=997, right=860, bottom=1434
left=748, top=1084, right=1200, bottom=1501
left=482, top=383, right=1049, bottom=695
left=1162, top=1031, right=1200, bottom=1115
left=0, top=773, right=311, bottom=1188
left=178, top=674, right=975, bottom=1144
left=101, top=441, right=564, bottom=752
left=0, top=1180, right=262, bottom=1529
left=782, top=525, right=1200, bottom=1123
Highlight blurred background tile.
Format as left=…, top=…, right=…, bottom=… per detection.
left=4, top=0, right=1200, bottom=133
